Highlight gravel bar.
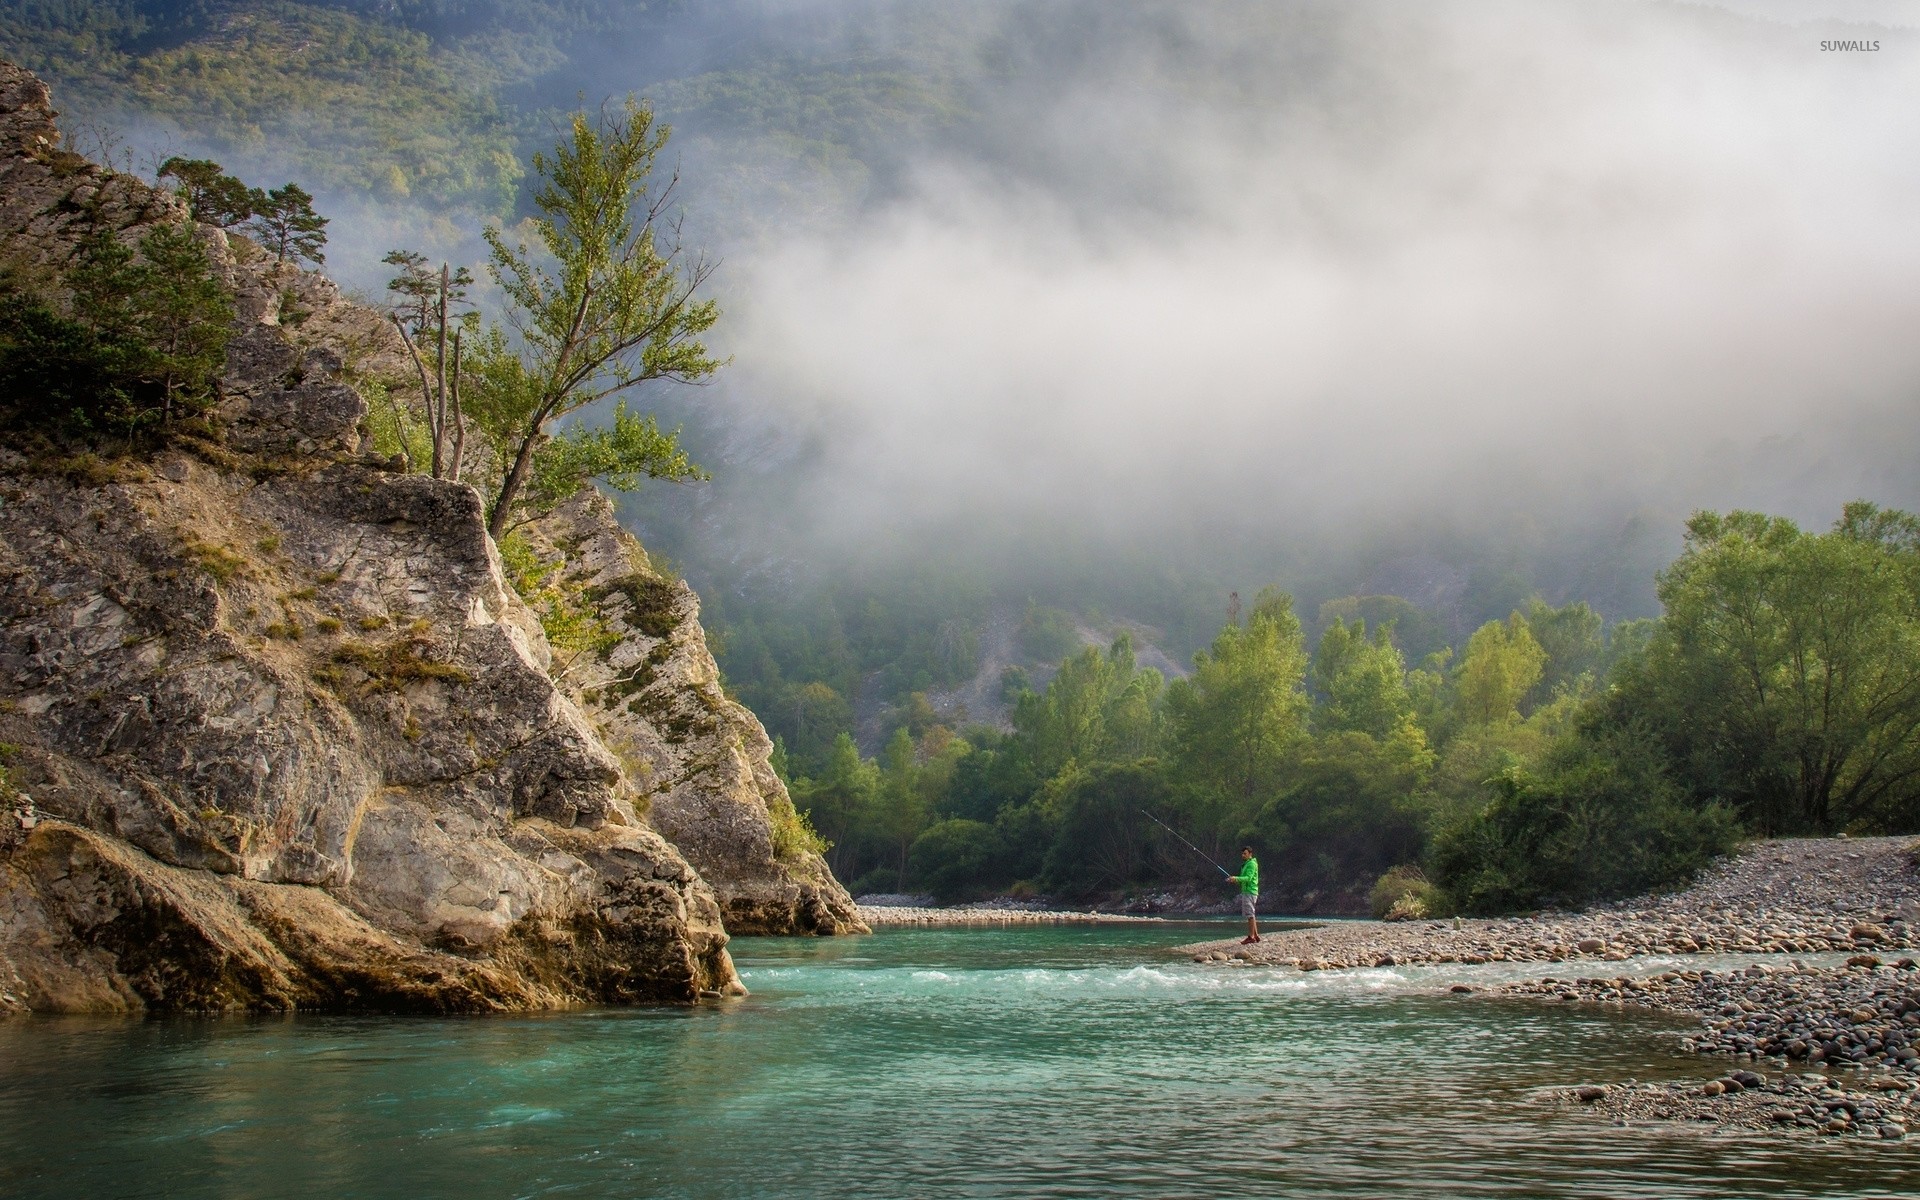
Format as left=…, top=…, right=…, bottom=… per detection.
left=1179, top=835, right=1920, bottom=1140
left=1505, top=959, right=1920, bottom=1137
left=1546, top=1068, right=1920, bottom=1139
left=1179, top=837, right=1920, bottom=970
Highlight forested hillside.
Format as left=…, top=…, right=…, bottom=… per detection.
left=791, top=505, right=1920, bottom=912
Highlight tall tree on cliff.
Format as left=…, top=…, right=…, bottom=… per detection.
left=249, top=183, right=328, bottom=266
left=384, top=249, right=475, bottom=480
left=476, top=99, right=721, bottom=540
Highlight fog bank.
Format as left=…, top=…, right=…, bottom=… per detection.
left=704, top=0, right=1920, bottom=555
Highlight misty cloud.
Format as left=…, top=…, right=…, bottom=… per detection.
left=709, top=0, right=1920, bottom=551
left=60, top=0, right=1920, bottom=607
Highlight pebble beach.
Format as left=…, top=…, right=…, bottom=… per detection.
left=1181, top=837, right=1920, bottom=972
left=1180, top=836, right=1920, bottom=1139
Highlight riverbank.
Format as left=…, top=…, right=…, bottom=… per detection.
left=1505, top=958, right=1920, bottom=1137
left=1180, top=837, right=1920, bottom=970
left=1180, top=836, right=1920, bottom=1139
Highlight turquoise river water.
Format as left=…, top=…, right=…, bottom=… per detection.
left=3, top=920, right=1919, bottom=1198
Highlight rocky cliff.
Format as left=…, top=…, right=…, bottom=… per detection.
left=0, top=59, right=856, bottom=1015
left=521, top=494, right=864, bottom=935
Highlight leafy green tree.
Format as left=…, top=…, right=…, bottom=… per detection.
left=876, top=727, right=928, bottom=890
left=156, top=157, right=254, bottom=228
left=910, top=818, right=1001, bottom=901
left=1317, top=594, right=1450, bottom=668
left=890, top=691, right=944, bottom=741
left=1248, top=730, right=1430, bottom=899
left=782, top=681, right=854, bottom=770
left=1421, top=690, right=1575, bottom=827
left=1453, top=613, right=1547, bottom=726
left=990, top=761, right=1088, bottom=886
left=1164, top=588, right=1310, bottom=834
left=1041, top=760, right=1172, bottom=896
left=526, top=401, right=707, bottom=516
left=479, top=99, right=721, bottom=539
left=1013, top=635, right=1161, bottom=777
left=248, top=183, right=328, bottom=266
left=1311, top=616, right=1414, bottom=738
left=1103, top=655, right=1165, bottom=760
left=791, top=732, right=879, bottom=878
left=1601, top=616, right=1658, bottom=676
left=1430, top=720, right=1740, bottom=913
left=943, top=730, right=1039, bottom=825
left=1627, top=503, right=1920, bottom=832
left=1520, top=598, right=1605, bottom=708
left=1404, top=646, right=1453, bottom=739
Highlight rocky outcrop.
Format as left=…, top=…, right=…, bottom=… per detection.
left=0, top=59, right=760, bottom=1011
left=0, top=63, right=184, bottom=271
left=521, top=492, right=866, bottom=936
left=0, top=439, right=743, bottom=1010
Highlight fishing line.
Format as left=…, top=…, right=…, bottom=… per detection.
left=1138, top=809, right=1231, bottom=876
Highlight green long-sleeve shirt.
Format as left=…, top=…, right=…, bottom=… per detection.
left=1232, top=858, right=1258, bottom=895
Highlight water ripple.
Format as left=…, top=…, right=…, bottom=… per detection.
left=1, top=924, right=1915, bottom=1199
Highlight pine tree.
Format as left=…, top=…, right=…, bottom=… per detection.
left=156, top=158, right=255, bottom=228
left=1, top=223, right=233, bottom=437
left=249, top=183, right=328, bottom=266
left=131, top=222, right=235, bottom=420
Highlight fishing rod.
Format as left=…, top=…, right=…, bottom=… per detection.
left=1138, top=809, right=1231, bottom=877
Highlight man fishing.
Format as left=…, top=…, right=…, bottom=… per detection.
left=1136, top=811, right=1259, bottom=942
left=1232, top=847, right=1260, bottom=943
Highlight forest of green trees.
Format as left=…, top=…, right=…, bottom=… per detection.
left=0, top=1, right=523, bottom=210
left=784, top=503, right=1920, bottom=914
left=0, top=0, right=972, bottom=226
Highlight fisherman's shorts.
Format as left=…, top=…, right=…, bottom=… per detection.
left=1238, top=893, right=1257, bottom=917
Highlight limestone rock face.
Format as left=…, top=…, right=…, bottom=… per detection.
left=522, top=492, right=867, bottom=936
left=0, top=447, right=742, bottom=1011
left=0, top=62, right=187, bottom=272
left=0, top=60, right=744, bottom=1012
